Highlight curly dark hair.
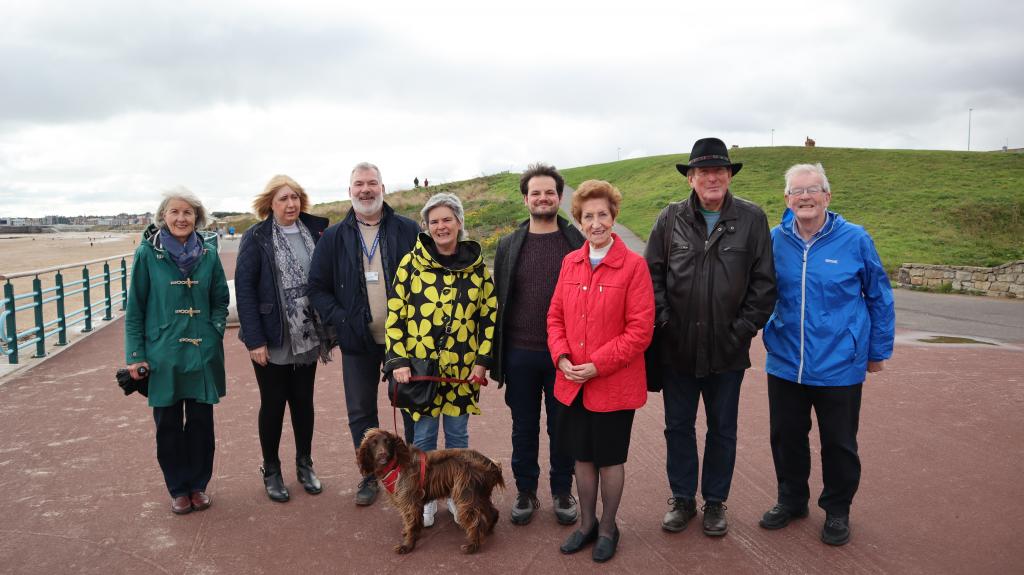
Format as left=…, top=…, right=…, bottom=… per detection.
left=519, top=163, right=565, bottom=198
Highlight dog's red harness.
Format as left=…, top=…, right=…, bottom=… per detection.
left=378, top=453, right=427, bottom=495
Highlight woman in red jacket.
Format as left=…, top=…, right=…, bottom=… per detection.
left=547, top=179, right=654, bottom=562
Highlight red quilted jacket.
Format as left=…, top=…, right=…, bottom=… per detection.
left=547, top=234, right=655, bottom=412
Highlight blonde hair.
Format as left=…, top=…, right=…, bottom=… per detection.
left=571, top=179, right=622, bottom=223
left=253, top=174, right=310, bottom=220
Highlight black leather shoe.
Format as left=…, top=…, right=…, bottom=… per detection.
left=355, top=475, right=379, bottom=506
left=662, top=497, right=697, bottom=532
left=261, top=464, right=290, bottom=503
left=759, top=503, right=809, bottom=530
left=821, top=514, right=851, bottom=546
left=592, top=526, right=620, bottom=563
left=702, top=501, right=729, bottom=536
left=296, top=455, right=323, bottom=495
left=560, top=522, right=599, bottom=554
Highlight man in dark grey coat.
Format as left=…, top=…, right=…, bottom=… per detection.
left=493, top=163, right=584, bottom=526
left=308, top=162, right=419, bottom=506
left=645, top=138, right=777, bottom=537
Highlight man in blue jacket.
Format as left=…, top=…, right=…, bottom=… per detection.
left=308, top=162, right=419, bottom=506
left=759, top=163, right=895, bottom=546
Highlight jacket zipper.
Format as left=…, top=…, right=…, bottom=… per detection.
left=798, top=246, right=808, bottom=383
left=790, top=214, right=838, bottom=384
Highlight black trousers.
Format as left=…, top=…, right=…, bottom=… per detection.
left=767, top=374, right=863, bottom=516
left=503, top=347, right=574, bottom=495
left=153, top=399, right=215, bottom=497
left=341, top=344, right=415, bottom=453
left=252, top=361, right=316, bottom=466
left=663, top=368, right=744, bottom=502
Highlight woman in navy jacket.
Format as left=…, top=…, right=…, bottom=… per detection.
left=760, top=163, right=895, bottom=546
left=236, top=175, right=330, bottom=503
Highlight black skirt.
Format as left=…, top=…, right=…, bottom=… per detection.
left=556, top=391, right=635, bottom=467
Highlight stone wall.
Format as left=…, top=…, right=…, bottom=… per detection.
left=897, top=260, right=1024, bottom=298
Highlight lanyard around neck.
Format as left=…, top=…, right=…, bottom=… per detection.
left=358, top=227, right=380, bottom=261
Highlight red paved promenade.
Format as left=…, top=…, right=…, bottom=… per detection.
left=1, top=253, right=1022, bottom=573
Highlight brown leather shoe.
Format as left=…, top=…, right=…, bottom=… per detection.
left=190, top=491, right=211, bottom=511
left=171, top=495, right=192, bottom=515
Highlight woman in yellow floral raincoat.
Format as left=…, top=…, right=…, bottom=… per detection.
left=384, top=192, right=497, bottom=526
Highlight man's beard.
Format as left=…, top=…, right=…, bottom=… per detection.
left=529, top=204, right=558, bottom=221
left=352, top=194, right=384, bottom=218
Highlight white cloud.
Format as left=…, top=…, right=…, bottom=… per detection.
left=1, top=0, right=1021, bottom=216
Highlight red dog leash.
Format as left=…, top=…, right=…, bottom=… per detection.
left=390, top=375, right=489, bottom=436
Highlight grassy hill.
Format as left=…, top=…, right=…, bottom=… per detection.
left=562, top=147, right=1023, bottom=274
left=227, top=147, right=1023, bottom=274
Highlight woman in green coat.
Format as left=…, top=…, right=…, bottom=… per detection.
left=125, top=187, right=230, bottom=515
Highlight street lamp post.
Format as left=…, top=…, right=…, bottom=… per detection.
left=968, top=108, right=973, bottom=151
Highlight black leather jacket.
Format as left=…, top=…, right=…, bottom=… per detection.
left=645, top=191, right=776, bottom=377
left=492, top=216, right=584, bottom=384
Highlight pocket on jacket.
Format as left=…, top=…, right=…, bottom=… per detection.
left=146, top=321, right=170, bottom=341
left=259, top=303, right=274, bottom=315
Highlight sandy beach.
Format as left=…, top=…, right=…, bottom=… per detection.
left=1, top=232, right=140, bottom=359
left=0, top=232, right=138, bottom=275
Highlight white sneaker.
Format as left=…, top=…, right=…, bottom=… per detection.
left=447, top=497, right=459, bottom=526
left=423, top=500, right=437, bottom=528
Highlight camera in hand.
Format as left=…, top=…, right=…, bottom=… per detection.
left=115, top=366, right=150, bottom=397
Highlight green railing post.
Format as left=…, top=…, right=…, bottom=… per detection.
left=82, top=266, right=93, bottom=333
left=32, top=276, right=45, bottom=358
left=103, top=262, right=113, bottom=321
left=3, top=281, right=17, bottom=364
left=55, top=271, right=67, bottom=346
left=120, top=258, right=128, bottom=310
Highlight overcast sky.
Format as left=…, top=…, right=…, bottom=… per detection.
left=1, top=0, right=1021, bottom=217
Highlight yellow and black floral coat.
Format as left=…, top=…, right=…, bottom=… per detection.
left=384, top=233, right=497, bottom=421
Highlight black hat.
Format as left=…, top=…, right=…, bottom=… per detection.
left=675, top=137, right=743, bottom=176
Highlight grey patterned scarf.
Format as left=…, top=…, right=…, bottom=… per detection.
left=271, top=219, right=332, bottom=364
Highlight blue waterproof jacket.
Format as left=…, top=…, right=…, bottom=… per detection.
left=763, top=209, right=895, bottom=386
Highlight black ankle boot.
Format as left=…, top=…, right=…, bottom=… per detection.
left=261, top=463, right=290, bottom=502
left=296, top=455, right=323, bottom=495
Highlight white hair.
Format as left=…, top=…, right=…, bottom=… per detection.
left=156, top=186, right=208, bottom=229
left=421, top=193, right=467, bottom=240
left=350, top=161, right=382, bottom=182
left=784, top=163, right=831, bottom=194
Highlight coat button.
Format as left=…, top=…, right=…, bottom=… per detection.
left=582, top=286, right=587, bottom=291
left=132, top=352, right=137, bottom=357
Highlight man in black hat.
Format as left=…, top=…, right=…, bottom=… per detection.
left=645, top=137, right=776, bottom=537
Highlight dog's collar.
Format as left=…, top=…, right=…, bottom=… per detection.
left=379, top=457, right=401, bottom=494
left=378, top=454, right=427, bottom=495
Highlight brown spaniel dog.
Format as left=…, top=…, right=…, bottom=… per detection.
left=357, top=428, right=504, bottom=554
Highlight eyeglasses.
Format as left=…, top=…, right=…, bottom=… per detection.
left=786, top=185, right=826, bottom=196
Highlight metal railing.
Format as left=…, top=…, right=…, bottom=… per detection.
left=1, top=253, right=133, bottom=364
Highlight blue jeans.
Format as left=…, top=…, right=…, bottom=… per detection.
left=503, top=347, right=574, bottom=496
left=413, top=414, right=469, bottom=451
left=663, top=368, right=744, bottom=502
